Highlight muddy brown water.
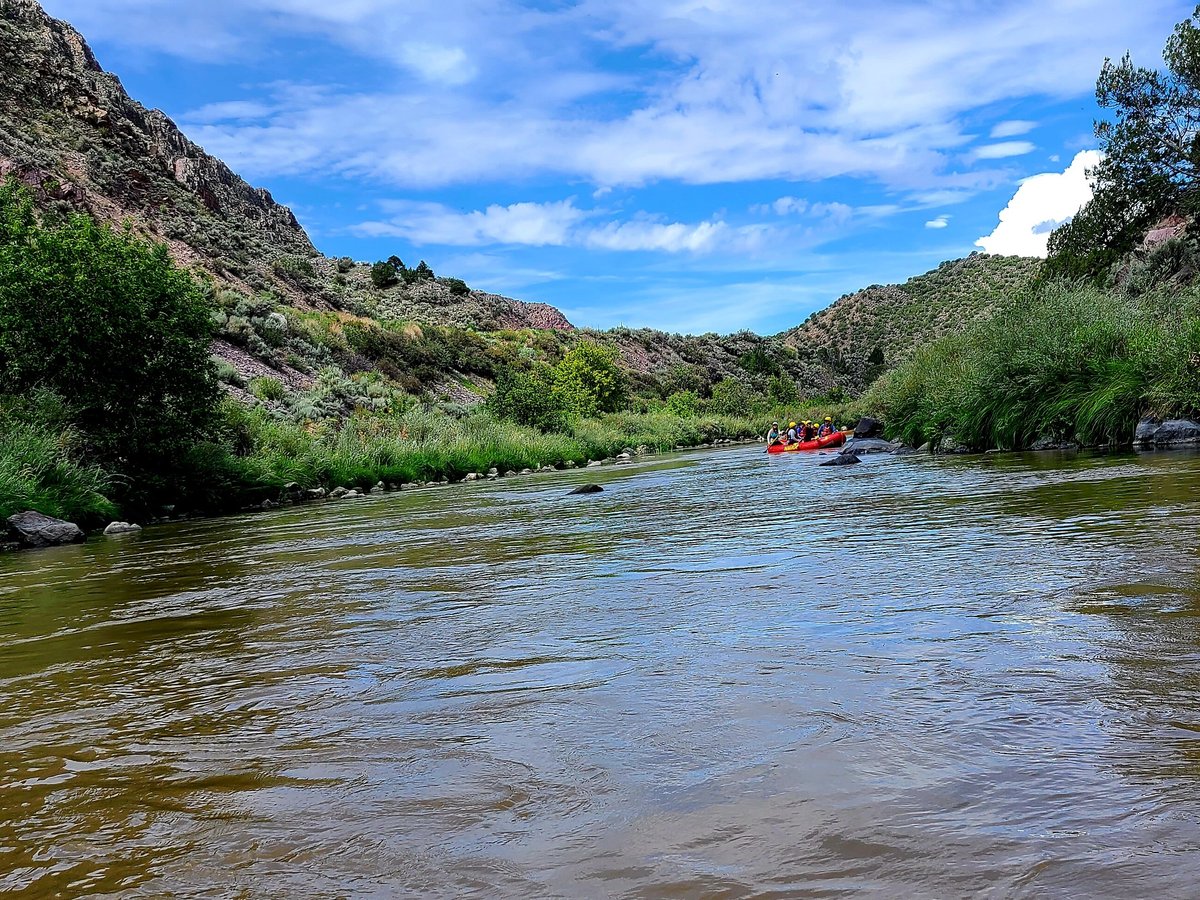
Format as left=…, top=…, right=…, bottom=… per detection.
left=3, top=446, right=1200, bottom=897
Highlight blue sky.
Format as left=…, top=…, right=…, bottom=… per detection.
left=39, top=0, right=1191, bottom=334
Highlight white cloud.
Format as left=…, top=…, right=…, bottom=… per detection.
left=974, top=141, right=1037, bottom=159
left=975, top=150, right=1100, bottom=256
left=41, top=0, right=1181, bottom=195
left=398, top=43, right=476, bottom=85
left=185, top=100, right=273, bottom=122
left=353, top=201, right=793, bottom=256
left=990, top=120, right=1037, bottom=138
left=353, top=199, right=587, bottom=246
left=925, top=215, right=950, bottom=229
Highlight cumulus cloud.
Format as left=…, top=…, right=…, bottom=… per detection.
left=974, top=141, right=1037, bottom=159
left=925, top=215, right=950, bottom=229
left=975, top=150, right=1100, bottom=256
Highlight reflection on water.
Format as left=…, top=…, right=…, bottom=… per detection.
left=4, top=447, right=1200, bottom=896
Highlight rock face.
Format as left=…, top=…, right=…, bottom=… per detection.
left=1135, top=418, right=1200, bottom=447
left=0, top=0, right=316, bottom=279
left=7, top=510, right=85, bottom=547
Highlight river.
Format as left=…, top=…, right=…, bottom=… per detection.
left=3, top=446, right=1200, bottom=897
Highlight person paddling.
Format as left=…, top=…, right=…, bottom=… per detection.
left=766, top=421, right=781, bottom=446
left=818, top=416, right=834, bottom=438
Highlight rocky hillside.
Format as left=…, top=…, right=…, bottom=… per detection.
left=0, top=0, right=569, bottom=339
left=0, top=0, right=1041, bottom=404
left=781, top=254, right=1041, bottom=393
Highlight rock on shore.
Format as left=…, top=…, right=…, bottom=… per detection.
left=6, top=510, right=85, bottom=548
left=1136, top=418, right=1200, bottom=447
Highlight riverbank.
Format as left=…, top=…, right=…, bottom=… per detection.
left=1, top=404, right=778, bottom=550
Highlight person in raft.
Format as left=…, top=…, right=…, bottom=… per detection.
left=766, top=422, right=782, bottom=445
left=817, top=416, right=835, bottom=437
left=786, top=421, right=799, bottom=442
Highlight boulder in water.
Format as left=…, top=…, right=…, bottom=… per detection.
left=842, top=437, right=900, bottom=455
left=103, top=521, right=142, bottom=535
left=567, top=484, right=604, bottom=495
left=6, top=510, right=85, bottom=548
left=819, top=452, right=861, bottom=467
left=1136, top=418, right=1200, bottom=447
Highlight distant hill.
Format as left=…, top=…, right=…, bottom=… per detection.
left=781, top=254, right=1041, bottom=394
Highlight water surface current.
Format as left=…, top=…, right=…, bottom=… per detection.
left=3, top=446, right=1200, bottom=897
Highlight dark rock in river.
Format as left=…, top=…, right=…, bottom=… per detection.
left=843, top=437, right=901, bottom=455
left=1030, top=436, right=1080, bottom=451
left=6, top=510, right=85, bottom=548
left=568, top=484, right=605, bottom=495
left=819, top=452, right=861, bottom=467
left=1135, top=418, right=1200, bottom=447
left=854, top=417, right=884, bottom=439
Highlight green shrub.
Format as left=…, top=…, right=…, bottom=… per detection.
left=0, top=180, right=218, bottom=505
left=665, top=390, right=698, bottom=416
left=249, top=376, right=287, bottom=402
left=272, top=255, right=315, bottom=284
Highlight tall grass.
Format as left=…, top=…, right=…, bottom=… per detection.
left=0, top=421, right=118, bottom=524
left=215, top=403, right=768, bottom=502
left=864, top=283, right=1200, bottom=449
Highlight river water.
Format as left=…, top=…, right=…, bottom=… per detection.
left=3, top=446, right=1200, bottom=897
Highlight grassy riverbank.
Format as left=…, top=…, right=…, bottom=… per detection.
left=2, top=395, right=861, bottom=528
left=863, top=283, right=1200, bottom=450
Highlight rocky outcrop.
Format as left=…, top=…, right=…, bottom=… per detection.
left=0, top=0, right=316, bottom=283
left=6, top=510, right=85, bottom=547
left=1135, top=417, right=1200, bottom=447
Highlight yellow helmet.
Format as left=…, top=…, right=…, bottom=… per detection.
left=789, top=421, right=796, bottom=428
left=825, top=416, right=832, bottom=421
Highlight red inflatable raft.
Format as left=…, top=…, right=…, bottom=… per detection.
left=766, top=431, right=847, bottom=453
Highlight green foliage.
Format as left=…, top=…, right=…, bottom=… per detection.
left=553, top=341, right=627, bottom=418
left=0, top=180, right=218, bottom=502
left=370, top=259, right=400, bottom=288
left=767, top=371, right=799, bottom=406
left=271, top=255, right=315, bottom=284
left=665, top=390, right=699, bottom=416
left=0, top=392, right=117, bottom=524
left=488, top=366, right=567, bottom=432
left=442, top=277, right=470, bottom=296
left=709, top=377, right=755, bottom=415
left=863, top=284, right=1194, bottom=449
left=1046, top=5, right=1200, bottom=281
left=784, top=255, right=1041, bottom=395
left=249, top=376, right=287, bottom=402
